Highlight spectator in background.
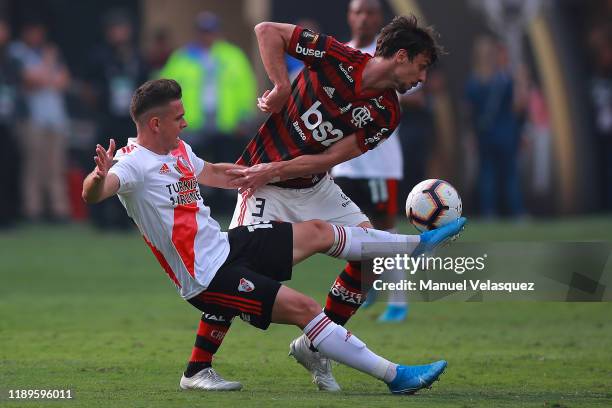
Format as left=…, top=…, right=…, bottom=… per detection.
left=465, top=36, right=527, bottom=219
left=0, top=18, right=22, bottom=228
left=160, top=11, right=257, bottom=163
left=85, top=9, right=149, bottom=230
left=11, top=19, right=71, bottom=223
left=147, top=27, right=173, bottom=75
left=518, top=64, right=551, bottom=201
left=588, top=24, right=612, bottom=210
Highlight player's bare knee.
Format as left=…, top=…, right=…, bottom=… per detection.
left=293, top=295, right=322, bottom=327
left=308, top=219, right=333, bottom=251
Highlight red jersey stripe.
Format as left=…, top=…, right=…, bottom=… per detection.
left=171, top=142, right=198, bottom=278
left=143, top=235, right=182, bottom=288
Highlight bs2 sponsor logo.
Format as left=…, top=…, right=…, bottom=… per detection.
left=301, top=100, right=344, bottom=147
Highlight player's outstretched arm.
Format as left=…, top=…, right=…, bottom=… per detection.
left=82, top=139, right=120, bottom=204
left=197, top=162, right=246, bottom=189
left=228, top=134, right=363, bottom=196
left=253, top=22, right=295, bottom=113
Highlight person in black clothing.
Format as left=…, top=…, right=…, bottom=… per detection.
left=84, top=9, right=150, bottom=230
left=0, top=18, right=23, bottom=228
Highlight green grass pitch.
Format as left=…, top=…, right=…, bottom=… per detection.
left=1, top=216, right=611, bottom=407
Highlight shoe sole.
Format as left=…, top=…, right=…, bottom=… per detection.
left=180, top=384, right=242, bottom=391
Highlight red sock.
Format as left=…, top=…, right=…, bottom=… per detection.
left=324, top=261, right=373, bottom=325
left=185, top=313, right=231, bottom=377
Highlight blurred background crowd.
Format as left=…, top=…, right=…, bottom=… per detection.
left=0, top=0, right=610, bottom=231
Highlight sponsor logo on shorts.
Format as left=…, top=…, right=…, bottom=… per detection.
left=238, top=278, right=255, bottom=292
left=340, top=192, right=353, bottom=208
left=239, top=313, right=251, bottom=322
left=345, top=331, right=353, bottom=342
left=203, top=313, right=226, bottom=322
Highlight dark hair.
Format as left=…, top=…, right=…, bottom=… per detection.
left=375, top=15, right=443, bottom=66
left=130, top=79, right=182, bottom=121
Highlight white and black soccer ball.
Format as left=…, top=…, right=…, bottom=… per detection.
left=406, top=179, right=462, bottom=232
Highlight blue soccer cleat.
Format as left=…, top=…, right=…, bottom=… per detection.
left=387, top=360, right=447, bottom=395
left=413, top=217, right=467, bottom=256
left=377, top=304, right=409, bottom=322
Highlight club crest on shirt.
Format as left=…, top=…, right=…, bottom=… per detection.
left=238, top=278, right=255, bottom=292
left=351, top=105, right=373, bottom=128
left=174, top=156, right=192, bottom=175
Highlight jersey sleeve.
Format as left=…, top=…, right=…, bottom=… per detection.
left=287, top=26, right=365, bottom=69
left=287, top=26, right=330, bottom=67
left=109, top=153, right=144, bottom=194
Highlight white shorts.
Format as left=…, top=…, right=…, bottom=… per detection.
left=229, top=175, right=370, bottom=228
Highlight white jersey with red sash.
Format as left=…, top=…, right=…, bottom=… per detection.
left=109, top=138, right=230, bottom=299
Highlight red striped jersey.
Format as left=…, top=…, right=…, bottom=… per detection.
left=109, top=139, right=230, bottom=299
left=237, top=26, right=401, bottom=187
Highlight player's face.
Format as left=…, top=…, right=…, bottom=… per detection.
left=159, top=100, right=188, bottom=151
left=347, top=0, right=383, bottom=43
left=392, top=52, right=430, bottom=94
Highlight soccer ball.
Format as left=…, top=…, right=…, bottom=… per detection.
left=406, top=179, right=462, bottom=232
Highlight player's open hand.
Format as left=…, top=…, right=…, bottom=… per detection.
left=257, top=83, right=290, bottom=113
left=93, top=139, right=116, bottom=181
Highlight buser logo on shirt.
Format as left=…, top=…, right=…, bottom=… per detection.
left=295, top=43, right=326, bottom=58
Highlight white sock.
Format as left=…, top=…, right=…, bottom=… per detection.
left=382, top=228, right=407, bottom=305
left=326, top=225, right=420, bottom=261
left=386, top=267, right=407, bottom=305
left=303, top=312, right=398, bottom=383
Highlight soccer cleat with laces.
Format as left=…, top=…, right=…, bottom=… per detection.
left=387, top=360, right=447, bottom=395
left=289, top=334, right=341, bottom=391
left=179, top=367, right=243, bottom=391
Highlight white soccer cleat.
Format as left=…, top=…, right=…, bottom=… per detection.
left=179, top=367, right=243, bottom=391
left=289, top=334, right=341, bottom=392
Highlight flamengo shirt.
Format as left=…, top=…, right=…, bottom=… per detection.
left=237, top=26, right=400, bottom=187
left=109, top=138, right=230, bottom=299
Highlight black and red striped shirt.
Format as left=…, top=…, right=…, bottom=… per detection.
left=238, top=26, right=400, bottom=187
